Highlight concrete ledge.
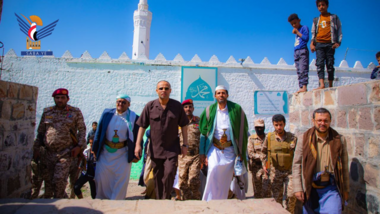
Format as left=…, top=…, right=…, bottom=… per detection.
left=0, top=198, right=288, bottom=214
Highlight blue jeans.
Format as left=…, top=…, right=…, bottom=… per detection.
left=303, top=172, right=342, bottom=214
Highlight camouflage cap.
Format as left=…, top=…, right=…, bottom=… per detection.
left=254, top=119, right=265, bottom=127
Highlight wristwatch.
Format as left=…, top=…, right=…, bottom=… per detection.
left=182, top=144, right=189, bottom=148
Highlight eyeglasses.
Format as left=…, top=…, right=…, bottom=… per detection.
left=158, top=87, right=170, bottom=91
left=117, top=100, right=127, bottom=105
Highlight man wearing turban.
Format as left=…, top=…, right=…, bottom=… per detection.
left=92, top=94, right=143, bottom=200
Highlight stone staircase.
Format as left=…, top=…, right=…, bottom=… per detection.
left=0, top=198, right=288, bottom=214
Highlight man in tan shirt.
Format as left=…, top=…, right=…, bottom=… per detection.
left=247, top=119, right=270, bottom=198
left=292, top=108, right=349, bottom=213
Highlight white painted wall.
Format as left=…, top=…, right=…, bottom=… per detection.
left=2, top=50, right=373, bottom=134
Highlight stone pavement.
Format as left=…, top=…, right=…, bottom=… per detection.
left=0, top=198, right=288, bottom=214
left=1, top=172, right=291, bottom=213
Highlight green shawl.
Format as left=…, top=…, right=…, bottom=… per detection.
left=199, top=100, right=249, bottom=167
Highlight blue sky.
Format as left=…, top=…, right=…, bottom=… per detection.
left=1, top=0, right=379, bottom=67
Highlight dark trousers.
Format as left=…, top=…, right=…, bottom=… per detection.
left=294, top=48, right=309, bottom=88
left=138, top=162, right=146, bottom=186
left=151, top=156, right=178, bottom=199
left=316, top=42, right=335, bottom=81
left=74, top=173, right=96, bottom=199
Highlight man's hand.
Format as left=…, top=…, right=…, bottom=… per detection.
left=263, top=166, right=268, bottom=174
left=376, top=65, right=380, bottom=68
left=134, top=144, right=142, bottom=160
left=310, top=43, right=316, bottom=53
left=181, top=146, right=188, bottom=158
left=292, top=28, right=299, bottom=35
left=134, top=127, right=146, bottom=161
left=200, top=155, right=208, bottom=166
left=71, top=146, right=81, bottom=157
left=332, top=43, right=340, bottom=49
left=295, top=191, right=305, bottom=203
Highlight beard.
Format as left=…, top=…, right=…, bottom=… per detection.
left=315, top=125, right=328, bottom=133
left=217, top=99, right=226, bottom=104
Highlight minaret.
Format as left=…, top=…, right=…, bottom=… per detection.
left=132, top=0, right=152, bottom=60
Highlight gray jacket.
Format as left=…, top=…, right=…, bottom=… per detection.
left=311, top=14, right=342, bottom=45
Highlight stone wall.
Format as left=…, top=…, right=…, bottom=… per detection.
left=0, top=80, right=38, bottom=198
left=289, top=80, right=380, bottom=214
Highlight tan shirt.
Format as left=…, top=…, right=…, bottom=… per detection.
left=315, top=132, right=332, bottom=173
left=292, top=133, right=350, bottom=193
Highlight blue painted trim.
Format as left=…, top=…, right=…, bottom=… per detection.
left=283, top=91, right=289, bottom=114
left=254, top=91, right=258, bottom=114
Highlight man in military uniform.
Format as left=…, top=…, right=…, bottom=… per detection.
left=247, top=119, right=270, bottom=198
left=33, top=88, right=86, bottom=198
left=178, top=99, right=201, bottom=200
left=262, top=114, right=297, bottom=213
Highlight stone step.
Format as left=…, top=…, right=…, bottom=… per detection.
left=0, top=198, right=288, bottom=214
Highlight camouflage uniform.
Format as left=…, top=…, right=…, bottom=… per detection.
left=247, top=134, right=271, bottom=198
left=178, top=116, right=201, bottom=200
left=262, top=131, right=297, bottom=214
left=34, top=105, right=86, bottom=199
left=30, top=146, right=46, bottom=199
left=68, top=157, right=80, bottom=198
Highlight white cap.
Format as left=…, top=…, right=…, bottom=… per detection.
left=215, top=85, right=228, bottom=91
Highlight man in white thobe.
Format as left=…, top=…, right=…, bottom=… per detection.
left=92, top=94, right=142, bottom=200
left=199, top=85, right=249, bottom=201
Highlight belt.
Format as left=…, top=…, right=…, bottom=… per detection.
left=105, top=140, right=127, bottom=149
left=212, top=138, right=232, bottom=150
left=312, top=182, right=330, bottom=189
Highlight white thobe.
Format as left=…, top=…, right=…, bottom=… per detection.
left=203, top=105, right=236, bottom=201
left=173, top=168, right=180, bottom=190
left=95, top=110, right=132, bottom=200
left=213, top=105, right=231, bottom=141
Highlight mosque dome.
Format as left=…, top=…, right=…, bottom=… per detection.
left=185, top=76, right=214, bottom=101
